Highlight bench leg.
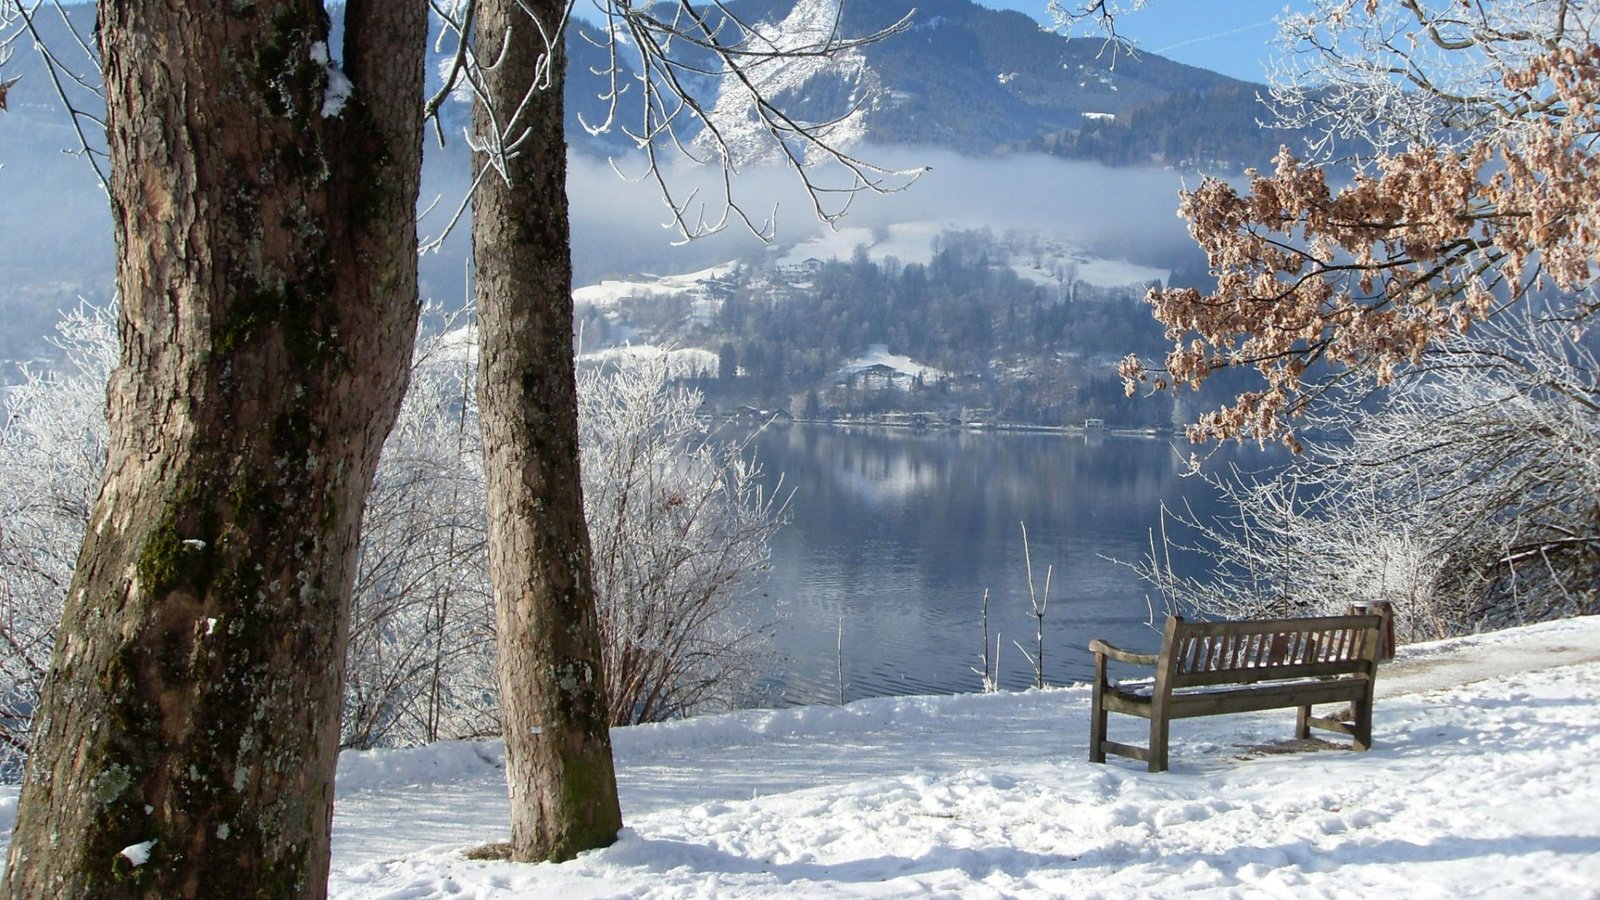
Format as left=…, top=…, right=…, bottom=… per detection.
left=1295, top=704, right=1312, bottom=740
left=1089, top=683, right=1107, bottom=764
left=1351, top=685, right=1375, bottom=751
left=1148, top=715, right=1169, bottom=773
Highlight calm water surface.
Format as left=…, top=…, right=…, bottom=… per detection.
left=743, top=425, right=1276, bottom=706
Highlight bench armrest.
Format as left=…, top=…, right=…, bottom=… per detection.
left=1089, top=638, right=1158, bottom=667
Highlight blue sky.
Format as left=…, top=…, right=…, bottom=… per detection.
left=975, top=1, right=1310, bottom=83
left=569, top=2, right=1312, bottom=84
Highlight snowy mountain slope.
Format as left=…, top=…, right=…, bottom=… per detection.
left=561, top=0, right=1282, bottom=164
left=695, top=0, right=879, bottom=164
left=703, top=0, right=1275, bottom=162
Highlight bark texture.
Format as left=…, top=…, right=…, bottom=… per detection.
left=2, top=2, right=425, bottom=896
left=472, top=0, right=624, bottom=863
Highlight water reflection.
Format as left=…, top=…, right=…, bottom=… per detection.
left=743, top=425, right=1279, bottom=706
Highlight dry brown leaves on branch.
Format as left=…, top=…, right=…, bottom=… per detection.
left=1126, top=43, right=1600, bottom=447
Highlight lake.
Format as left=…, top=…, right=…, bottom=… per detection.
left=742, top=425, right=1277, bottom=706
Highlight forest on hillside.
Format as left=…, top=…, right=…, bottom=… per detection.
left=577, top=229, right=1243, bottom=427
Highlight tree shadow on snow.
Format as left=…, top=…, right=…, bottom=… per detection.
left=602, top=828, right=1084, bottom=886
left=599, top=828, right=1599, bottom=888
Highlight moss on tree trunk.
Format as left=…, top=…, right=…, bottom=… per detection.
left=471, top=0, right=624, bottom=863
left=1, top=2, right=426, bottom=896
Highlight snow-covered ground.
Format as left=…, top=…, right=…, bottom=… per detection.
left=835, top=343, right=948, bottom=385
left=578, top=343, right=720, bottom=380
left=3, top=618, right=1597, bottom=897
left=573, top=263, right=739, bottom=311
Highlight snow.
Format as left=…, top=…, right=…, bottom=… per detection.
left=328, top=616, right=1600, bottom=897
left=836, top=343, right=947, bottom=384
left=775, top=221, right=948, bottom=269
left=776, top=226, right=878, bottom=267
left=579, top=344, right=719, bottom=380
left=697, top=0, right=873, bottom=163
left=2, top=618, right=1597, bottom=896
left=119, top=839, right=155, bottom=867
left=573, top=263, right=738, bottom=311
left=321, top=69, right=353, bottom=118
left=868, top=221, right=946, bottom=265
left=310, top=42, right=353, bottom=118
left=1071, top=256, right=1167, bottom=289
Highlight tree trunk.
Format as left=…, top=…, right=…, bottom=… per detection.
left=472, top=0, right=624, bottom=863
left=2, top=2, right=425, bottom=897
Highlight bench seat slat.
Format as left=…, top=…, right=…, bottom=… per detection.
left=1107, top=676, right=1371, bottom=718
left=1167, top=678, right=1370, bottom=718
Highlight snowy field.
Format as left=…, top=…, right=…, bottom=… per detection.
left=3, top=617, right=1598, bottom=897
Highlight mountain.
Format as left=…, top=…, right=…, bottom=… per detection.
left=0, top=0, right=1292, bottom=369
left=649, top=0, right=1291, bottom=168
left=0, top=1, right=1288, bottom=167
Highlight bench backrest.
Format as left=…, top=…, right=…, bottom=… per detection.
left=1160, top=614, right=1382, bottom=690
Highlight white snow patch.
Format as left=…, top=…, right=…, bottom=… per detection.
left=119, top=840, right=155, bottom=867
left=776, top=227, right=876, bottom=267
left=776, top=219, right=1166, bottom=288
left=696, top=0, right=874, bottom=163
left=311, top=42, right=353, bottom=117
left=420, top=325, right=479, bottom=367
left=579, top=344, right=719, bottom=381
left=336, top=740, right=505, bottom=793
left=572, top=263, right=739, bottom=335
left=836, top=344, right=946, bottom=384
left=775, top=221, right=949, bottom=269
left=322, top=69, right=354, bottom=118
left=1073, top=256, right=1167, bottom=289
left=573, top=263, right=738, bottom=312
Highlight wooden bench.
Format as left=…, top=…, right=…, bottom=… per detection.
left=1089, top=613, right=1384, bottom=772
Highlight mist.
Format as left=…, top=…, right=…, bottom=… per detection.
left=561, top=145, right=1201, bottom=280
left=2, top=126, right=1201, bottom=365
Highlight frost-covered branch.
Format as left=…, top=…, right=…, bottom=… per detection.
left=0, top=304, right=114, bottom=774
left=5, top=0, right=108, bottom=191
left=1126, top=1, right=1600, bottom=444
left=1130, top=308, right=1600, bottom=639
left=0, top=306, right=789, bottom=763
left=579, top=352, right=789, bottom=723
left=1267, top=0, right=1600, bottom=162
left=429, top=0, right=923, bottom=247
left=1046, top=0, right=1147, bottom=61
